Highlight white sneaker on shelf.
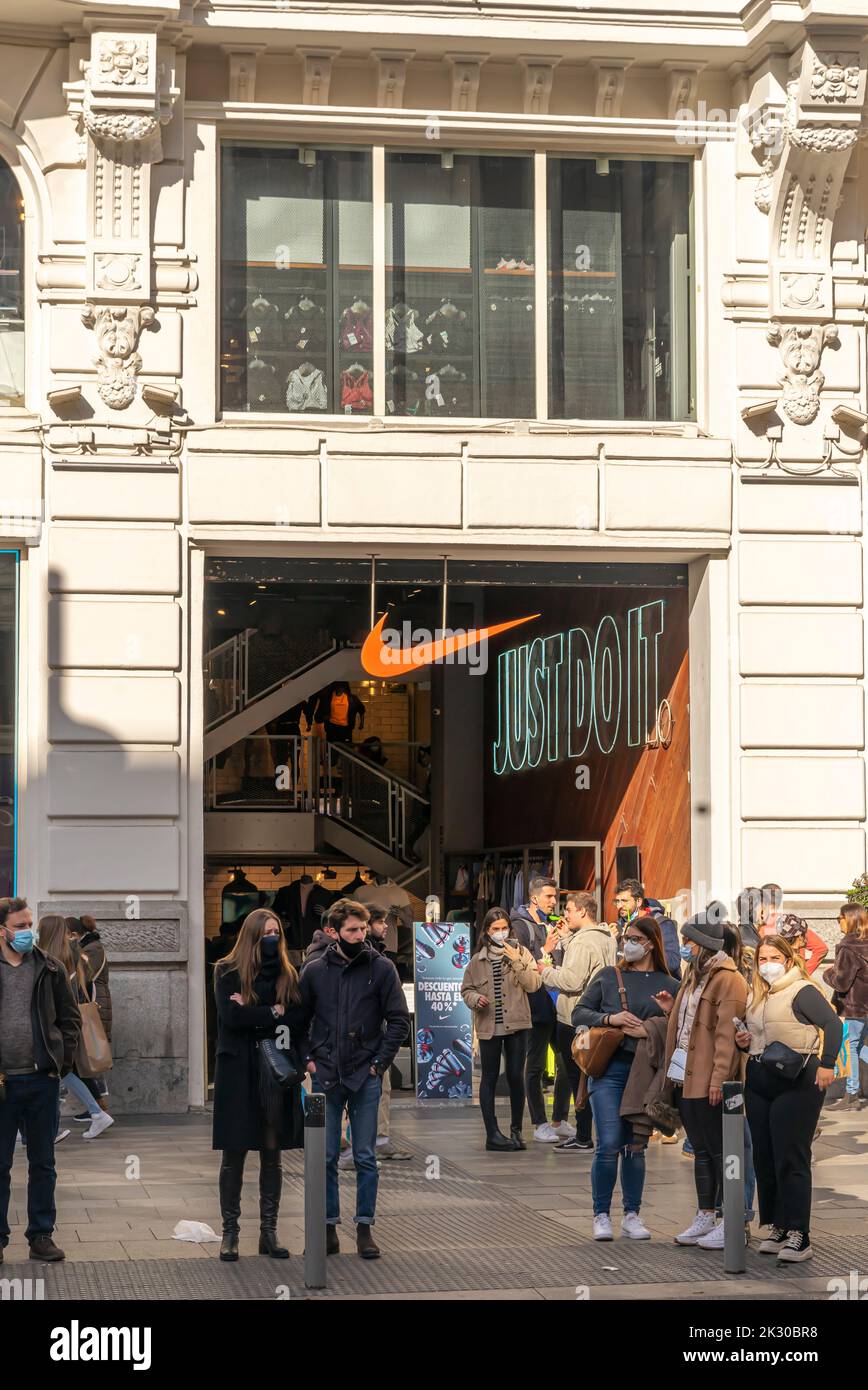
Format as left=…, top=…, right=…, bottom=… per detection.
left=549, top=1121, right=576, bottom=1140
left=55, top=1129, right=71, bottom=1143
left=533, top=1123, right=559, bottom=1143
left=82, top=1112, right=114, bottom=1140
left=674, top=1210, right=717, bottom=1245
left=593, top=1214, right=614, bottom=1241
left=696, top=1221, right=726, bottom=1250
left=622, top=1211, right=651, bottom=1240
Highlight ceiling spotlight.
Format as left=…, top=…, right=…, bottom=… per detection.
left=440, top=151, right=454, bottom=170
left=298, top=147, right=316, bottom=167
left=740, top=399, right=780, bottom=423
left=832, top=403, right=868, bottom=432
left=595, top=157, right=610, bottom=176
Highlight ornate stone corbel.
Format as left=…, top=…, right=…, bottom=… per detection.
left=81, top=303, right=156, bottom=410
left=223, top=46, right=266, bottom=104
left=74, top=33, right=179, bottom=161
left=591, top=60, right=632, bottom=120
left=445, top=53, right=487, bottom=113
left=298, top=48, right=340, bottom=106
left=766, top=321, right=838, bottom=425
left=664, top=62, right=705, bottom=122
left=518, top=56, right=559, bottom=116
left=372, top=50, right=414, bottom=109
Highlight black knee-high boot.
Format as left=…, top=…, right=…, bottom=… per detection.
left=219, top=1150, right=246, bottom=1261
left=258, top=1150, right=289, bottom=1258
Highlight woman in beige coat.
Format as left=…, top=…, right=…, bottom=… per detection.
left=461, top=908, right=541, bottom=1151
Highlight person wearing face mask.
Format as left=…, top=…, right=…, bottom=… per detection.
left=0, top=896, right=81, bottom=1263
left=735, top=935, right=841, bottom=1263
left=213, top=909, right=305, bottom=1263
left=572, top=914, right=679, bottom=1240
left=655, top=909, right=749, bottom=1249
left=510, top=877, right=573, bottom=1144
left=536, top=891, right=617, bottom=1152
left=461, top=908, right=541, bottom=1151
left=297, top=898, right=410, bottom=1259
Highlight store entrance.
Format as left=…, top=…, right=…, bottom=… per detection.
left=201, top=556, right=692, bottom=1087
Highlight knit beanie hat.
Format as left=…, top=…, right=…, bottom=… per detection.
left=682, top=903, right=728, bottom=952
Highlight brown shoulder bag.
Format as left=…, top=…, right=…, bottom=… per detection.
left=571, top=966, right=628, bottom=1078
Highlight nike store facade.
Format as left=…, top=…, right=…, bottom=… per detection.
left=10, top=3, right=866, bottom=1111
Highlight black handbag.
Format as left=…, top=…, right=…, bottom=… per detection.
left=257, top=1036, right=301, bottom=1091
left=759, top=1040, right=811, bottom=1080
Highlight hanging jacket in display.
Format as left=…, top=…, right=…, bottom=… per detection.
left=286, top=365, right=328, bottom=412
left=340, top=368, right=373, bottom=413
left=272, top=879, right=335, bottom=952
left=247, top=357, right=282, bottom=410
left=284, top=301, right=326, bottom=353
left=247, top=294, right=283, bottom=350
left=425, top=301, right=470, bottom=358
left=340, top=305, right=372, bottom=352
left=385, top=303, right=424, bottom=354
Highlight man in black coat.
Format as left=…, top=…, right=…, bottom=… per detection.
left=0, top=896, right=81, bottom=1264
left=297, top=898, right=409, bottom=1260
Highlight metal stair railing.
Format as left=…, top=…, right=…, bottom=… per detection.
left=321, top=743, right=430, bottom=865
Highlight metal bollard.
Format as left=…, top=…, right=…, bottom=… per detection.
left=303, top=1091, right=327, bottom=1290
left=721, top=1080, right=746, bottom=1274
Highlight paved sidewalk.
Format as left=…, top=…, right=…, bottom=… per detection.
left=3, top=1096, right=866, bottom=1299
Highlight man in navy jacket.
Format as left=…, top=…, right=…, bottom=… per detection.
left=297, top=898, right=409, bottom=1260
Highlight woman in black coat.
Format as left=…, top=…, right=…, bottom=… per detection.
left=213, top=908, right=305, bottom=1262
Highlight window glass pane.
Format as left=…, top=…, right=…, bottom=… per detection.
left=0, top=163, right=24, bottom=408
left=386, top=153, right=534, bottom=419
left=548, top=158, right=692, bottom=421
left=221, top=146, right=372, bottom=415
left=0, top=554, right=16, bottom=896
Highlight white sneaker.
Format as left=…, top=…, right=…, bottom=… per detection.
left=83, top=1112, right=114, bottom=1140
left=533, top=1123, right=560, bottom=1143
left=549, top=1121, right=576, bottom=1140
left=675, top=1210, right=717, bottom=1245
left=593, top=1213, right=614, bottom=1241
left=55, top=1129, right=71, bottom=1144
left=697, top=1221, right=726, bottom=1249
left=622, top=1211, right=651, bottom=1240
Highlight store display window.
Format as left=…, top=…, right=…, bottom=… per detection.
left=0, top=161, right=25, bottom=409
left=221, top=145, right=373, bottom=415
left=385, top=153, right=535, bottom=419
left=547, top=157, right=692, bottom=421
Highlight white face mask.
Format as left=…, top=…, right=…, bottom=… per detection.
left=489, top=931, right=509, bottom=944
left=759, top=961, right=786, bottom=984
left=622, top=939, right=648, bottom=963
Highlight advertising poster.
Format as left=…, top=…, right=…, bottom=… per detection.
left=413, top=920, right=474, bottom=1101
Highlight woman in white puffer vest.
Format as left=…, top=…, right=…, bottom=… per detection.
left=735, top=933, right=841, bottom=1266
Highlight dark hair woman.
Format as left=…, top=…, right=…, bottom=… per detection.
left=572, top=913, right=680, bottom=1241
left=460, top=907, right=541, bottom=1151
left=822, top=904, right=868, bottom=1112
left=213, top=908, right=304, bottom=1262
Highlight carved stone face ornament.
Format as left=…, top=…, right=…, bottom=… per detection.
left=81, top=303, right=156, bottom=409
left=767, top=322, right=838, bottom=425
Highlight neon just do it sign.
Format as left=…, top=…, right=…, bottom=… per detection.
left=492, top=600, right=666, bottom=775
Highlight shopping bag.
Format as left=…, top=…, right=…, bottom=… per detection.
left=833, top=1033, right=852, bottom=1081
left=75, top=1001, right=113, bottom=1078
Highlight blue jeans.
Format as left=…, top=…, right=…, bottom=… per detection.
left=64, top=1071, right=102, bottom=1118
left=845, top=1020, right=865, bottom=1095
left=588, top=1057, right=647, bottom=1217
left=315, top=1073, right=382, bottom=1227
left=0, top=1073, right=61, bottom=1244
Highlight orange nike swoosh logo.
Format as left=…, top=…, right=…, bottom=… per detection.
left=361, top=613, right=540, bottom=678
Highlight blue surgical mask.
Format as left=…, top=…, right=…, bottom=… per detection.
left=10, top=929, right=35, bottom=955
left=679, top=943, right=694, bottom=961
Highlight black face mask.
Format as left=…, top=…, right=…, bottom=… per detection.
left=260, top=936, right=280, bottom=957
left=339, top=937, right=365, bottom=959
